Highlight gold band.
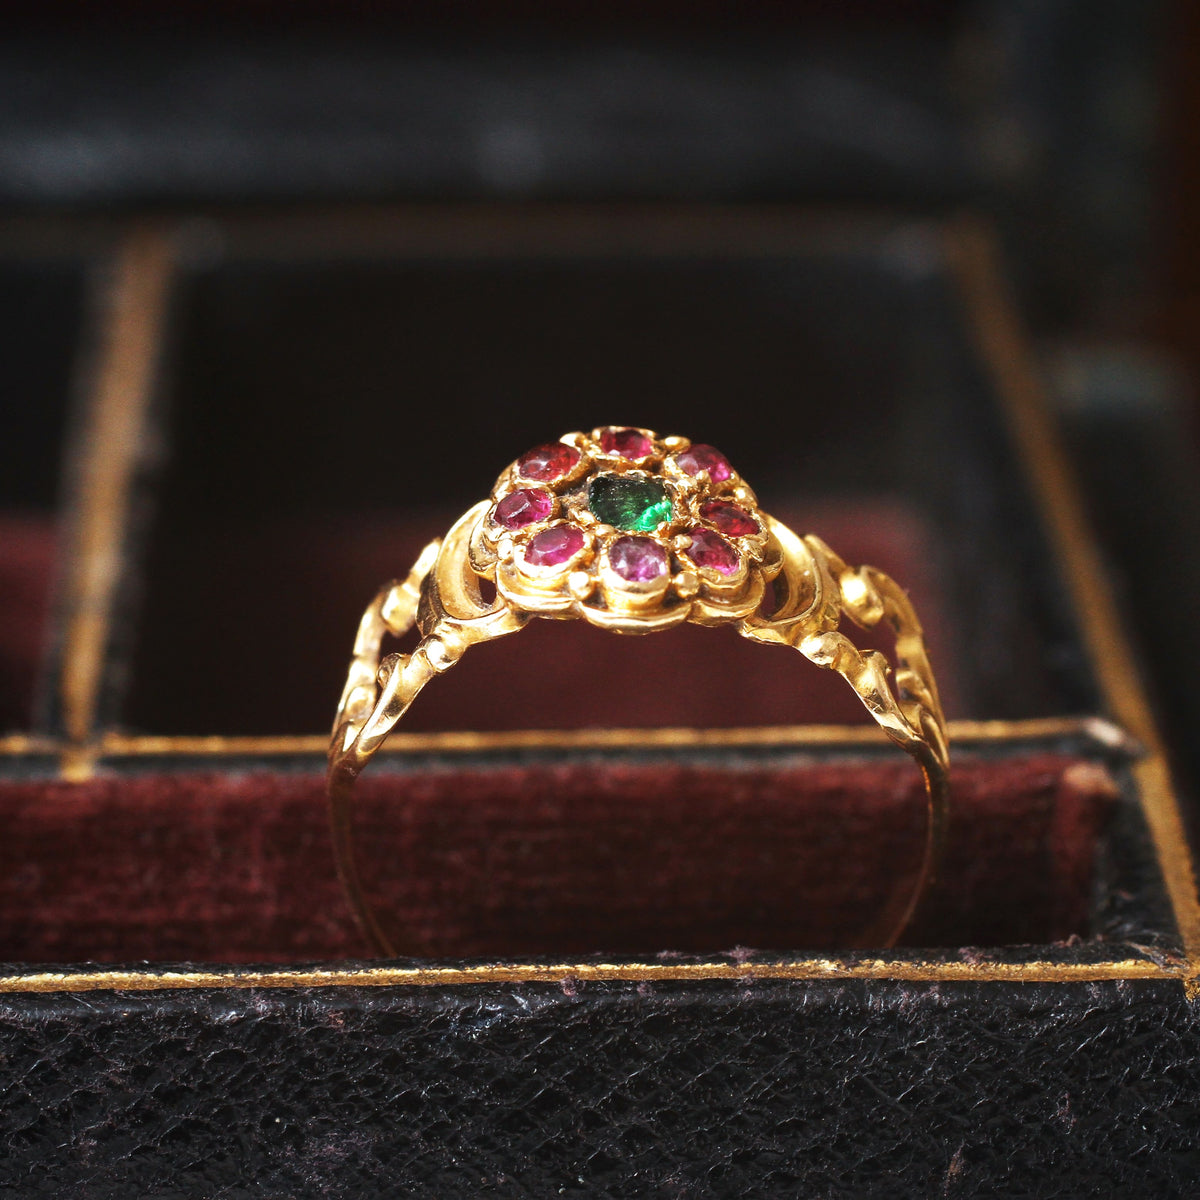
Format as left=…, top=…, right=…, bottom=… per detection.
left=327, top=429, right=950, bottom=955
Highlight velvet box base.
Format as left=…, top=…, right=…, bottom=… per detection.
left=0, top=753, right=1113, bottom=963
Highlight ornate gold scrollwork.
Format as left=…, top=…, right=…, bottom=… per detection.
left=328, top=429, right=950, bottom=956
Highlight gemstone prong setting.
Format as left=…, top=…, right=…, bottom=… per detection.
left=481, top=426, right=780, bottom=631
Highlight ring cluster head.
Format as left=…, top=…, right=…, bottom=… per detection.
left=470, top=427, right=782, bottom=632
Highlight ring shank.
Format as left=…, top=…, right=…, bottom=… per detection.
left=328, top=504, right=949, bottom=957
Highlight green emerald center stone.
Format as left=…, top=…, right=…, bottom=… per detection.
left=588, top=473, right=673, bottom=532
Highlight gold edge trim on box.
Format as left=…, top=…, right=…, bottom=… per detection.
left=0, top=715, right=1134, bottom=762
left=88, top=715, right=1134, bottom=759
left=0, top=957, right=1183, bottom=995
left=0, top=716, right=1136, bottom=770
left=947, top=216, right=1200, bottom=1000
left=0, top=734, right=58, bottom=757
left=57, top=228, right=175, bottom=779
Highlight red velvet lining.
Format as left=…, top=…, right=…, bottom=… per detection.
left=0, top=754, right=1112, bottom=963
left=0, top=514, right=56, bottom=731
left=124, top=500, right=965, bottom=735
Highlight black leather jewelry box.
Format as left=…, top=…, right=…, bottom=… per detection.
left=1, top=209, right=1197, bottom=1196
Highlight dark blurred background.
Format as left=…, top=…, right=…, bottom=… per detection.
left=3, top=1, right=1200, bottom=796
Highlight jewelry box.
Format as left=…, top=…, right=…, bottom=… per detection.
left=0, top=208, right=1195, bottom=1195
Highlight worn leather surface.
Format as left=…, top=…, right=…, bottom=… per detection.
left=0, top=977, right=1197, bottom=1198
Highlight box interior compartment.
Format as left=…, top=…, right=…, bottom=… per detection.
left=0, top=212, right=1172, bottom=968
left=0, top=258, right=85, bottom=734
left=122, top=240, right=1098, bottom=737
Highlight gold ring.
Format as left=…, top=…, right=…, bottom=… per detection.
left=328, top=427, right=950, bottom=955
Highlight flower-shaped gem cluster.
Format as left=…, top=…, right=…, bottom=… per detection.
left=470, top=427, right=779, bottom=629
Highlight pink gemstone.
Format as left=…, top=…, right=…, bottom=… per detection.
left=494, top=488, right=553, bottom=530
left=525, top=524, right=585, bottom=567
left=676, top=443, right=732, bottom=481
left=608, top=536, right=668, bottom=582
left=517, top=441, right=581, bottom=482
left=700, top=499, right=757, bottom=537
left=685, top=528, right=740, bottom=575
left=600, top=427, right=653, bottom=459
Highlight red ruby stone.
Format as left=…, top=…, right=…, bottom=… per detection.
left=494, top=488, right=553, bottom=530
left=525, top=524, right=585, bottom=567
left=676, top=443, right=732, bottom=481
left=685, top=527, right=740, bottom=575
left=600, top=427, right=653, bottom=459
left=699, top=499, right=758, bottom=536
left=609, top=535, right=668, bottom=582
left=517, top=441, right=581, bottom=482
